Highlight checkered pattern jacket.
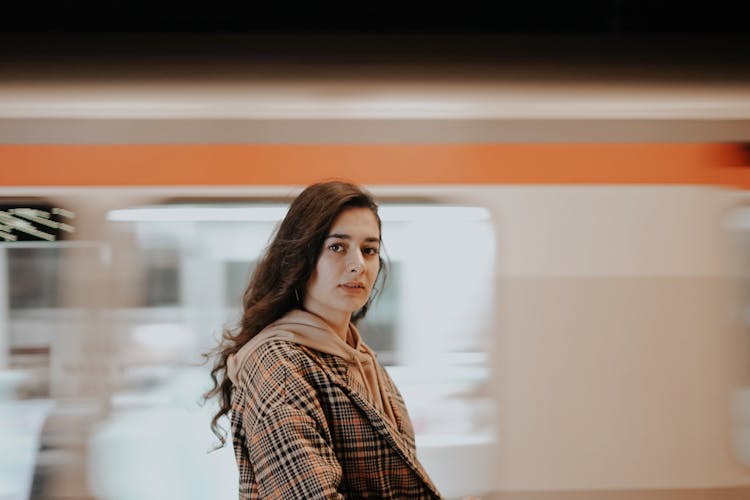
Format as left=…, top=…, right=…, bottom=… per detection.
left=230, top=339, right=442, bottom=499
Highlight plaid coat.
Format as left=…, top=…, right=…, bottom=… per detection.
left=230, top=339, right=442, bottom=499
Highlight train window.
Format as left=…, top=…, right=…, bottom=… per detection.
left=66, top=200, right=497, bottom=500
left=106, top=202, right=494, bottom=367
left=142, top=248, right=181, bottom=307
left=358, top=261, right=401, bottom=365
left=0, top=200, right=98, bottom=403
left=5, top=246, right=102, bottom=377
left=7, top=247, right=61, bottom=309
left=224, top=260, right=255, bottom=308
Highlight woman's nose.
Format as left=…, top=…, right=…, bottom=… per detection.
left=348, top=250, right=365, bottom=273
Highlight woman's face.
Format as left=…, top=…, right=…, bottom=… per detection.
left=304, top=207, right=381, bottom=325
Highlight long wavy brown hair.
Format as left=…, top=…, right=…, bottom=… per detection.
left=203, top=181, right=386, bottom=446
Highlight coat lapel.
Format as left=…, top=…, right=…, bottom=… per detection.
left=300, top=347, right=440, bottom=497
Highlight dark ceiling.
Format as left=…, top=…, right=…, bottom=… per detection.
left=0, top=1, right=748, bottom=67
left=1, top=1, right=748, bottom=34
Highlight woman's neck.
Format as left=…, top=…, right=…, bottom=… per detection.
left=302, top=306, right=350, bottom=343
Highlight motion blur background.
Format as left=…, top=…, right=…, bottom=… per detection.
left=2, top=2, right=750, bottom=499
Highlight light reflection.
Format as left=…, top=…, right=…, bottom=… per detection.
left=107, top=203, right=491, bottom=223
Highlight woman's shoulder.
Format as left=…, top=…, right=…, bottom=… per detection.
left=244, top=338, right=317, bottom=375
left=236, top=340, right=331, bottom=408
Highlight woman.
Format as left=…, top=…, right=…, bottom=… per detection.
left=205, top=181, right=442, bottom=499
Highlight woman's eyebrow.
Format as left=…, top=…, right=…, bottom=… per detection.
left=326, top=233, right=350, bottom=240
left=326, top=233, right=380, bottom=242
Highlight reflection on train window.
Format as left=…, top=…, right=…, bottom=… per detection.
left=3, top=240, right=103, bottom=397
left=358, top=261, right=400, bottom=365
left=142, top=248, right=181, bottom=307
left=8, top=248, right=61, bottom=309
left=224, top=260, right=255, bottom=308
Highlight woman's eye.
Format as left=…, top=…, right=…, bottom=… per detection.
left=328, top=243, right=344, bottom=252
left=363, top=247, right=379, bottom=256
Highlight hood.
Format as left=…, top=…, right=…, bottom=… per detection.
left=227, top=308, right=395, bottom=423
left=227, top=309, right=374, bottom=385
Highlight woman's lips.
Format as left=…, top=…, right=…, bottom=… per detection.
left=340, top=282, right=365, bottom=291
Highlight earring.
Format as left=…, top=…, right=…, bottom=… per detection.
left=294, top=289, right=301, bottom=303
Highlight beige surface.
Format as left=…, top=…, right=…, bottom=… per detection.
left=492, top=275, right=750, bottom=489
left=1, top=118, right=750, bottom=143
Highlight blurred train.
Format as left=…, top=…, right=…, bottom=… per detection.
left=2, top=63, right=750, bottom=500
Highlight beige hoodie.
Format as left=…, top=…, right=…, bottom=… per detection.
left=227, top=309, right=396, bottom=424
